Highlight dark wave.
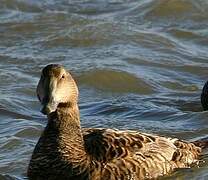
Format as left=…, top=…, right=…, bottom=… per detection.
left=0, top=0, right=42, bottom=13
left=77, top=69, right=154, bottom=94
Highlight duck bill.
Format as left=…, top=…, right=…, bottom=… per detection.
left=41, top=102, right=58, bottom=115
left=40, top=77, right=59, bottom=115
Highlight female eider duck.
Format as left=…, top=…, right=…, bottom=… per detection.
left=28, top=64, right=208, bottom=180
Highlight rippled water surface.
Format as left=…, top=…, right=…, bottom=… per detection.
left=1, top=0, right=208, bottom=179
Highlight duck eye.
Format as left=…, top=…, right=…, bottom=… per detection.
left=61, top=74, right=65, bottom=79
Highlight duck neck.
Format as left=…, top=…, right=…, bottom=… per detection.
left=46, top=102, right=88, bottom=172
left=49, top=103, right=82, bottom=139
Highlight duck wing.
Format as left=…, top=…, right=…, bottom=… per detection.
left=82, top=128, right=201, bottom=179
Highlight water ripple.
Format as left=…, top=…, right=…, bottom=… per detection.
left=1, top=0, right=208, bottom=179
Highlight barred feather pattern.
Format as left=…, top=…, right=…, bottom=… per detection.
left=28, top=64, right=203, bottom=180
left=28, top=113, right=202, bottom=180
left=83, top=128, right=201, bottom=180
left=28, top=106, right=90, bottom=180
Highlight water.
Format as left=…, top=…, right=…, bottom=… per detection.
left=0, top=0, right=208, bottom=179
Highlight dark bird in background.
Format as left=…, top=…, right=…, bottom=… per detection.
left=201, top=81, right=208, bottom=111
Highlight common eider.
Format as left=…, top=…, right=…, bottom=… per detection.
left=28, top=64, right=208, bottom=180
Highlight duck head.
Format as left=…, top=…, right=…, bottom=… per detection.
left=37, top=64, right=78, bottom=115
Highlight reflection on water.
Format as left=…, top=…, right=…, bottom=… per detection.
left=0, top=0, right=208, bottom=179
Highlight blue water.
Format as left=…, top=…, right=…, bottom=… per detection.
left=1, top=0, right=208, bottom=179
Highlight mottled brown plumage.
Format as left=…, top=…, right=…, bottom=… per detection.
left=28, top=64, right=206, bottom=180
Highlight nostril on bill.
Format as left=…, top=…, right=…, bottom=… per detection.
left=41, top=102, right=58, bottom=115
